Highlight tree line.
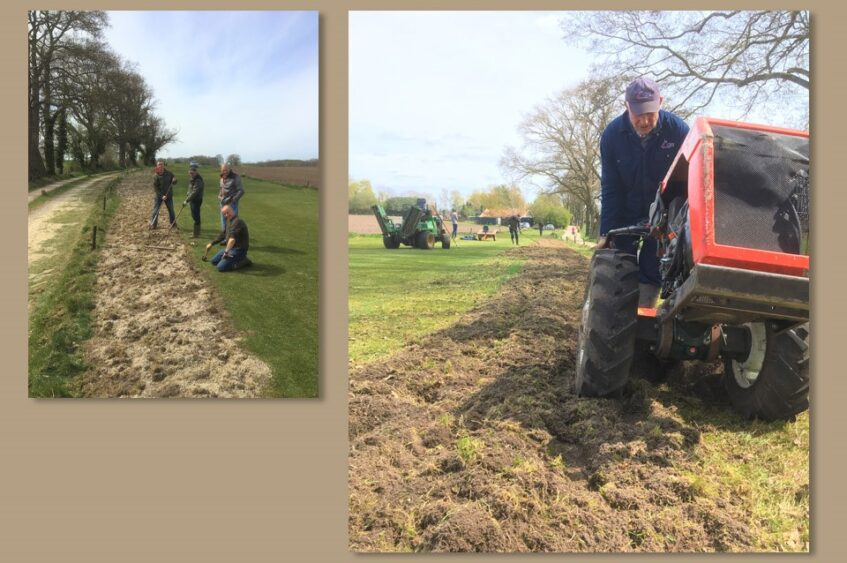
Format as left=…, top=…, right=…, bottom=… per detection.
left=501, top=10, right=808, bottom=237
left=349, top=179, right=526, bottom=218
left=28, top=11, right=176, bottom=181
left=349, top=178, right=574, bottom=228
left=352, top=13, right=807, bottom=236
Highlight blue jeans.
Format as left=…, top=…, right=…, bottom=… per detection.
left=151, top=196, right=175, bottom=227
left=220, top=200, right=239, bottom=229
left=615, top=235, right=661, bottom=286
left=210, top=248, right=248, bottom=272
left=452, top=223, right=458, bottom=238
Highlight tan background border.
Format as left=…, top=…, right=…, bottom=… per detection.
left=2, top=2, right=844, bottom=561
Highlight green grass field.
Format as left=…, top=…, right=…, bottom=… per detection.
left=177, top=175, right=318, bottom=397
left=348, top=233, right=526, bottom=365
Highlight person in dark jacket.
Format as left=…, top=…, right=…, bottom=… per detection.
left=218, top=163, right=245, bottom=230
left=598, top=77, right=689, bottom=306
left=205, top=205, right=251, bottom=272
left=150, top=159, right=177, bottom=229
left=508, top=215, right=521, bottom=245
left=185, top=162, right=204, bottom=238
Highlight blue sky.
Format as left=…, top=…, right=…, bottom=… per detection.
left=349, top=11, right=808, bottom=202
left=350, top=11, right=590, bottom=200
left=104, top=11, right=318, bottom=162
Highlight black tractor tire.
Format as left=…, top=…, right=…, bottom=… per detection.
left=417, top=231, right=435, bottom=250
left=442, top=235, right=451, bottom=249
left=723, top=322, right=809, bottom=421
left=574, top=249, right=640, bottom=396
left=383, top=234, right=401, bottom=249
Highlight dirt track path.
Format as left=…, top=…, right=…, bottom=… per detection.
left=76, top=173, right=272, bottom=398
left=28, top=175, right=122, bottom=310
left=28, top=176, right=82, bottom=204
left=27, top=172, right=122, bottom=204
left=28, top=174, right=118, bottom=264
left=349, top=241, right=753, bottom=552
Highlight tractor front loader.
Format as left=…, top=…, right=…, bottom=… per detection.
left=575, top=117, right=809, bottom=421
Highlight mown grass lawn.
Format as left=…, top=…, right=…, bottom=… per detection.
left=348, top=233, right=525, bottom=365
left=177, top=175, right=318, bottom=398
left=673, top=399, right=809, bottom=551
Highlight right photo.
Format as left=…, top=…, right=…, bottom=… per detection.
left=348, top=10, right=809, bottom=553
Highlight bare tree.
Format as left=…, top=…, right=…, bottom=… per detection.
left=28, top=10, right=108, bottom=179
left=29, top=11, right=176, bottom=180
left=450, top=190, right=464, bottom=213
left=502, top=77, right=624, bottom=235
left=138, top=116, right=177, bottom=166
left=54, top=108, right=68, bottom=174
left=562, top=11, right=809, bottom=123
left=61, top=40, right=119, bottom=169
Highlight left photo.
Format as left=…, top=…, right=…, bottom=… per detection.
left=27, top=11, right=319, bottom=398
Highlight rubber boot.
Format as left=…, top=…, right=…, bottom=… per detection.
left=193, top=223, right=201, bottom=238
left=638, top=283, right=661, bottom=308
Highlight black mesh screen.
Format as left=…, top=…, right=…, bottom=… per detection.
left=711, top=125, right=809, bottom=254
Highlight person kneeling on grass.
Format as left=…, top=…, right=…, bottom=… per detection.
left=205, top=205, right=252, bottom=272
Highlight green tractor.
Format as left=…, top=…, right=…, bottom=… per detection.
left=371, top=199, right=451, bottom=250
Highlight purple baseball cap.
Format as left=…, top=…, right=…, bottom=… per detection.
left=626, top=78, right=662, bottom=115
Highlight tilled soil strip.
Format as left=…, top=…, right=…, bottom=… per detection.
left=349, top=242, right=753, bottom=552
left=78, top=173, right=271, bottom=398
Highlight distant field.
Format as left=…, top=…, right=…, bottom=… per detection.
left=348, top=213, right=478, bottom=235
left=349, top=213, right=398, bottom=234
left=239, top=165, right=320, bottom=189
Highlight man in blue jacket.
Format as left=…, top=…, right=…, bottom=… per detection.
left=598, top=78, right=689, bottom=306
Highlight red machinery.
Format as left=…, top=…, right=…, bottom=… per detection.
left=575, top=118, right=809, bottom=420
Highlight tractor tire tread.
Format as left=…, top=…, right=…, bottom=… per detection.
left=575, top=249, right=639, bottom=397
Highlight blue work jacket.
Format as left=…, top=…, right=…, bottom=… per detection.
left=599, top=110, right=689, bottom=235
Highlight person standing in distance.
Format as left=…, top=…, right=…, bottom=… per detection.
left=150, top=159, right=177, bottom=229
left=450, top=210, right=459, bottom=241
left=218, top=162, right=245, bottom=230
left=598, top=77, right=689, bottom=307
left=185, top=162, right=204, bottom=238
left=508, top=214, right=521, bottom=245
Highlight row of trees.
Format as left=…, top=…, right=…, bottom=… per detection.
left=355, top=12, right=809, bottom=233
left=349, top=178, right=527, bottom=217
left=349, top=178, right=574, bottom=228
left=168, top=154, right=243, bottom=167
left=501, top=11, right=809, bottom=237
left=28, top=11, right=176, bottom=181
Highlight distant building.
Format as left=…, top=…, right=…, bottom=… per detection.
left=476, top=207, right=531, bottom=226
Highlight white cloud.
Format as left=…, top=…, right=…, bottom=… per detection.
left=104, top=11, right=318, bottom=162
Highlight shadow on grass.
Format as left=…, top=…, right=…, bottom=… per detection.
left=249, top=244, right=306, bottom=256
left=236, top=262, right=286, bottom=277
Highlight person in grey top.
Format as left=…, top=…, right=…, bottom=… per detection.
left=450, top=210, right=459, bottom=241
left=218, top=162, right=245, bottom=230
